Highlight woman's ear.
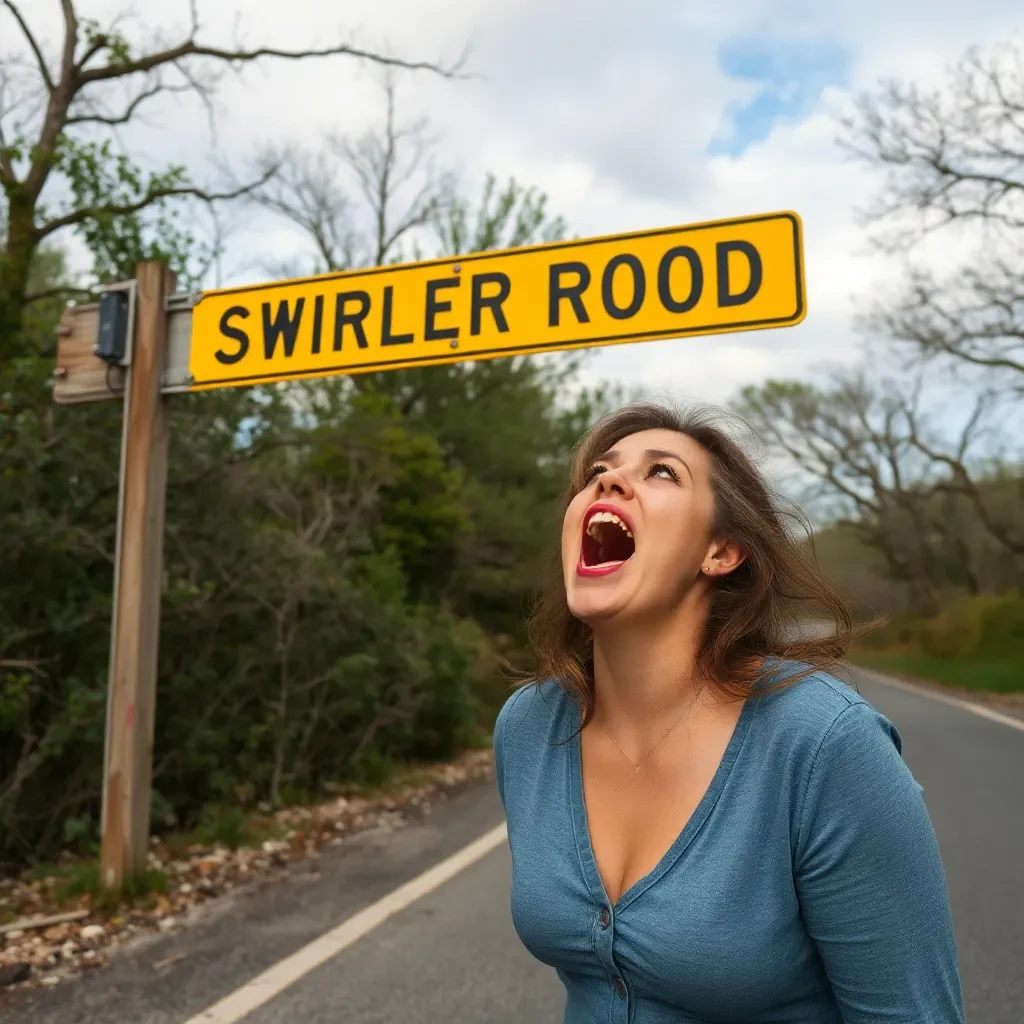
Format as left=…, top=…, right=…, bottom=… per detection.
left=702, top=537, right=747, bottom=577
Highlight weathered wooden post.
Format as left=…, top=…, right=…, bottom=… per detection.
left=98, top=261, right=176, bottom=890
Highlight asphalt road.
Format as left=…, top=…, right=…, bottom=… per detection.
left=3, top=670, right=1021, bottom=1023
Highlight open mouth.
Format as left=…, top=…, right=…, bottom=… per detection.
left=580, top=504, right=636, bottom=574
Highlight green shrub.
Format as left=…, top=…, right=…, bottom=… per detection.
left=195, top=806, right=250, bottom=850
left=974, top=590, right=1024, bottom=648
left=918, top=590, right=1024, bottom=659
left=856, top=590, right=1024, bottom=664
left=1, top=315, right=592, bottom=871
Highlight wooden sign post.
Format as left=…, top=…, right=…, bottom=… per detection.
left=98, top=262, right=176, bottom=891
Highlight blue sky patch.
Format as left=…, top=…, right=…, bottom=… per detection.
left=709, top=37, right=850, bottom=157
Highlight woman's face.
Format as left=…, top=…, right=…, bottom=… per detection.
left=561, top=428, right=739, bottom=626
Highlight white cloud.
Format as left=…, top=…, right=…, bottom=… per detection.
left=9, top=0, right=1022, bottom=405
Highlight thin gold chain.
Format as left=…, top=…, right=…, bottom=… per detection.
left=597, top=704, right=691, bottom=773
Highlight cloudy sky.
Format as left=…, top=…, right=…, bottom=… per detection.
left=11, top=0, right=1023, bottom=403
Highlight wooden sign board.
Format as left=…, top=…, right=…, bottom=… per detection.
left=53, top=299, right=195, bottom=404
left=52, top=304, right=118, bottom=404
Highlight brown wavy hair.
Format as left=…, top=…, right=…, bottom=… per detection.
left=525, top=401, right=853, bottom=724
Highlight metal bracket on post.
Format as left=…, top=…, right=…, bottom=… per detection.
left=160, top=292, right=199, bottom=394
left=165, top=291, right=200, bottom=312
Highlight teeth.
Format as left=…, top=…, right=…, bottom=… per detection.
left=587, top=511, right=633, bottom=539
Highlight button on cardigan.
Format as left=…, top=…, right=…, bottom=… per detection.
left=494, top=669, right=965, bottom=1023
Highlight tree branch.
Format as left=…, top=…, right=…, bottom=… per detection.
left=24, top=283, right=94, bottom=304
left=867, top=262, right=1024, bottom=382
left=0, top=658, right=49, bottom=677
left=1, top=1, right=54, bottom=92
left=254, top=147, right=355, bottom=271
left=337, top=74, right=447, bottom=266
left=841, top=41, right=1024, bottom=247
left=78, top=37, right=462, bottom=86
left=66, top=78, right=191, bottom=127
left=37, top=168, right=276, bottom=239
left=901, top=391, right=1024, bottom=555
left=59, top=0, right=78, bottom=87
left=0, top=86, right=14, bottom=182
left=20, top=1, right=79, bottom=201
left=75, top=37, right=108, bottom=73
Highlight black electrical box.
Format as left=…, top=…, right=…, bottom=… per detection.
left=95, top=289, right=130, bottom=364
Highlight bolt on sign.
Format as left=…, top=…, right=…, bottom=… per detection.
left=188, top=211, right=806, bottom=391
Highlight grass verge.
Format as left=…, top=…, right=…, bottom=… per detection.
left=19, top=860, right=169, bottom=914
left=851, top=651, right=1024, bottom=696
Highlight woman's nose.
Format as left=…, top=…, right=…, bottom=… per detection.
left=596, top=467, right=632, bottom=498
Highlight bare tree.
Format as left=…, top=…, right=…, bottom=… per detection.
left=734, top=369, right=1022, bottom=610
left=842, top=40, right=1024, bottom=243
left=842, top=39, right=1024, bottom=387
left=253, top=147, right=360, bottom=276
left=434, top=172, right=568, bottom=256
left=869, top=261, right=1024, bottom=385
left=258, top=73, right=569, bottom=277
left=342, top=74, right=452, bottom=267
left=0, top=1, right=460, bottom=353
left=256, top=74, right=451, bottom=274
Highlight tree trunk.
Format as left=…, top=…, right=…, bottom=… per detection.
left=0, top=192, right=38, bottom=358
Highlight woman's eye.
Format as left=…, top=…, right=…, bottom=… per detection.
left=583, top=463, right=607, bottom=485
left=649, top=462, right=678, bottom=481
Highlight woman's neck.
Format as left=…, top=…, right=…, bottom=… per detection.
left=590, top=590, right=710, bottom=734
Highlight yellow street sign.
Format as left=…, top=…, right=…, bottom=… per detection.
left=188, top=211, right=805, bottom=390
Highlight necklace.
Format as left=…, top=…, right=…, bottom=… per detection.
left=597, top=703, right=692, bottom=773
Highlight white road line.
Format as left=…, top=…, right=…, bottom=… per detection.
left=184, top=822, right=509, bottom=1024
left=859, top=667, right=1024, bottom=734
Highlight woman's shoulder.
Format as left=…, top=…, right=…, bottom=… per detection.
left=493, top=681, right=573, bottom=806
left=495, top=679, right=573, bottom=747
left=753, top=663, right=902, bottom=760
left=751, top=665, right=917, bottom=836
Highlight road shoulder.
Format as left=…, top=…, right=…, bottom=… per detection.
left=0, top=778, right=506, bottom=1024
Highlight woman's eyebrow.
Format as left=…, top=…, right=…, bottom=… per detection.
left=644, top=448, right=693, bottom=481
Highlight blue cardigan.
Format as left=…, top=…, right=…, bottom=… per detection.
left=494, top=669, right=965, bottom=1023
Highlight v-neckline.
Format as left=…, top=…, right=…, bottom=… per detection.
left=568, top=692, right=756, bottom=913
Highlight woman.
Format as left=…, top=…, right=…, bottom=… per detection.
left=494, top=402, right=964, bottom=1023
